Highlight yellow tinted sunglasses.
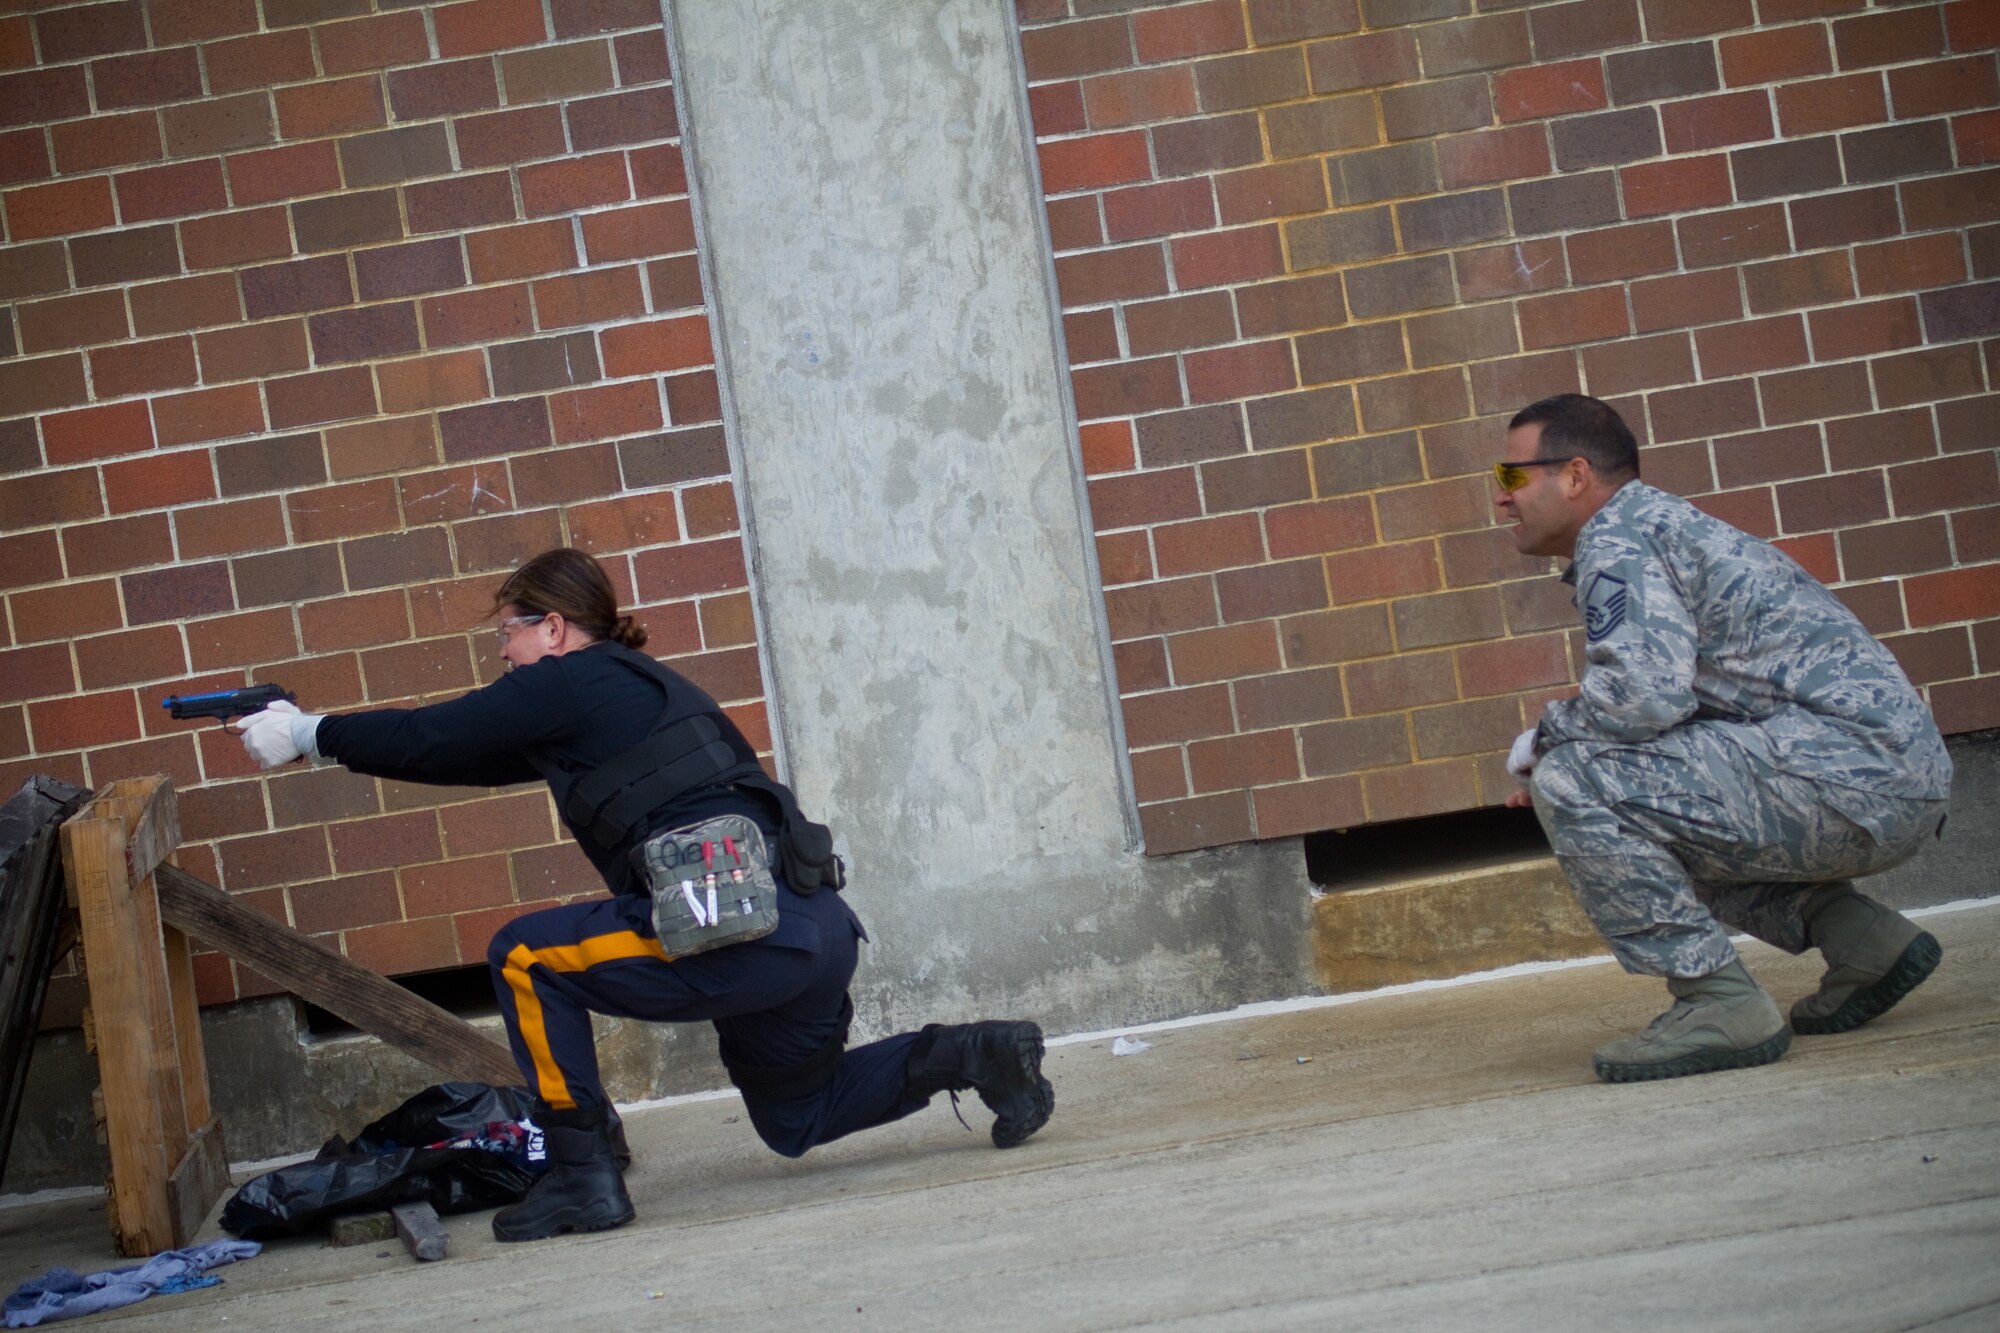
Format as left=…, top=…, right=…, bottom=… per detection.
left=1493, top=457, right=1578, bottom=492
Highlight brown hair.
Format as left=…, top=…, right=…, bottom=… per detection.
left=492, top=548, right=648, bottom=650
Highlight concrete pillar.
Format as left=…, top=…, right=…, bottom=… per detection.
left=670, top=0, right=1313, bottom=1034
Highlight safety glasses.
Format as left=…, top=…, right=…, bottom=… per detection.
left=495, top=613, right=546, bottom=645
left=1493, top=457, right=1578, bottom=492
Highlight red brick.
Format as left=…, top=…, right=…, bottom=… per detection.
left=1072, top=356, right=1184, bottom=421
left=1494, top=57, right=1607, bottom=123
left=581, top=200, right=694, bottom=265
left=630, top=143, right=686, bottom=198
left=1103, top=179, right=1216, bottom=243
left=266, top=365, right=378, bottom=429
left=1621, top=154, right=1734, bottom=219
left=1904, top=564, right=2000, bottom=628
left=1698, top=315, right=1811, bottom=378
left=1082, top=65, right=1197, bottom=129
left=1172, top=225, right=1285, bottom=291
left=89, top=335, right=197, bottom=399
left=1833, top=5, right=1945, bottom=70
left=42, top=400, right=154, bottom=465
left=1155, top=513, right=1263, bottom=578
left=1809, top=296, right=1922, bottom=360
left=0, top=644, right=76, bottom=704
left=1631, top=269, right=1744, bottom=333
left=549, top=379, right=663, bottom=444
left=4, top=176, right=115, bottom=240
left=1186, top=341, right=1295, bottom=405
left=1437, top=125, right=1552, bottom=189
left=181, top=205, right=292, bottom=270
left=420, top=284, right=535, bottom=349
left=13, top=578, right=123, bottom=643
left=599, top=313, right=711, bottom=377
left=1307, top=30, right=1417, bottom=95
left=203, top=29, right=316, bottom=94
left=1140, top=792, right=1253, bottom=855
left=1029, top=80, right=1086, bottom=137
left=1956, top=109, right=2000, bottom=167
left=1038, top=131, right=1151, bottom=196
left=1135, top=0, right=1244, bottom=63
left=519, top=152, right=631, bottom=217
left=1892, top=452, right=2000, bottom=517
left=1055, top=244, right=1171, bottom=307
left=1872, top=343, right=1986, bottom=409
left=37, top=1, right=148, bottom=62
left=1720, top=25, right=1832, bottom=86
left=433, top=0, right=548, bottom=57
left=387, top=57, right=500, bottom=121
left=227, top=141, right=341, bottom=207
left=1776, top=72, right=1889, bottom=135
left=93, top=48, right=203, bottom=111
left=1089, top=468, right=1201, bottom=531
left=16, top=291, right=133, bottom=356
left=29, top=689, right=142, bottom=751
left=1520, top=286, right=1630, bottom=349
left=454, top=105, right=568, bottom=170
left=275, top=76, right=387, bottom=139
left=1583, top=331, right=1696, bottom=396
left=1902, top=166, right=2000, bottom=231
left=49, top=110, right=160, bottom=174
left=344, top=916, right=462, bottom=976
left=62, top=513, right=173, bottom=578
left=465, top=219, right=578, bottom=285
left=1759, top=361, right=1873, bottom=425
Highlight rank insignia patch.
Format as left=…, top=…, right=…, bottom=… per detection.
left=1583, top=572, right=1628, bottom=643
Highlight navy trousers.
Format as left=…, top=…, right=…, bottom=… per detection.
left=487, top=883, right=929, bottom=1157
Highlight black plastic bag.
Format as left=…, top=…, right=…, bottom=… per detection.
left=220, top=1082, right=543, bottom=1240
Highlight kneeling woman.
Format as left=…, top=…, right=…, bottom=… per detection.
left=238, top=547, right=1052, bottom=1242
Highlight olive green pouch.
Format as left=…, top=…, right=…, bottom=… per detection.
left=639, top=814, right=780, bottom=958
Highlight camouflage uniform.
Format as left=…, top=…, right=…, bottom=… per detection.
left=1528, top=481, right=1952, bottom=979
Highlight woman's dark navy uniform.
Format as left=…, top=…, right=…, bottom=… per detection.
left=237, top=548, right=1053, bottom=1242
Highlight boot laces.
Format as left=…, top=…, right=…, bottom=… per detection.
left=947, top=1089, right=971, bottom=1132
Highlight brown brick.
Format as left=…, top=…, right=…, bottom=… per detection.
left=0, top=68, right=89, bottom=130
left=1530, top=0, right=1643, bottom=61
left=1608, top=41, right=1719, bottom=106
left=1697, top=314, right=1811, bottom=378
left=1071, top=355, right=1182, bottom=422
left=16, top=291, right=126, bottom=356
left=174, top=493, right=287, bottom=559
left=1406, top=304, right=1518, bottom=370
left=1581, top=331, right=1695, bottom=396
left=267, top=365, right=377, bottom=429
left=1412, top=693, right=1520, bottom=759
left=1265, top=94, right=1378, bottom=161
left=1468, top=351, right=1583, bottom=417
left=1494, top=57, right=1607, bottom=124
left=1520, top=286, right=1630, bottom=349
left=1677, top=203, right=1790, bottom=269
left=1309, top=431, right=1423, bottom=496
left=1775, top=72, right=1889, bottom=136
left=308, top=302, right=419, bottom=365
left=1376, top=474, right=1488, bottom=541
left=1217, top=559, right=1331, bottom=623
left=1891, top=53, right=2000, bottom=120
left=1334, top=141, right=1441, bottom=206
left=1203, top=449, right=1315, bottom=514
left=91, top=48, right=201, bottom=111
left=454, top=105, right=568, bottom=172
left=1381, top=76, right=1493, bottom=142
left=1152, top=112, right=1262, bottom=178
left=1810, top=296, right=1923, bottom=361
left=1744, top=250, right=1854, bottom=314
left=1758, top=361, right=1872, bottom=425
left=1820, top=408, right=1931, bottom=474
left=204, top=29, right=315, bottom=95
left=1872, top=343, right=1985, bottom=408
left=1398, top=189, right=1508, bottom=254
left=1776, top=469, right=1889, bottom=533
left=1187, top=340, right=1295, bottom=405
left=1833, top=5, right=1944, bottom=70
left=159, top=92, right=273, bottom=158
left=1787, top=185, right=1900, bottom=254
left=1454, top=238, right=1568, bottom=302
left=1902, top=167, right=2000, bottom=232
left=1565, top=220, right=1675, bottom=285
left=90, top=335, right=199, bottom=398
left=1921, top=282, right=2000, bottom=342
left=386, top=57, right=500, bottom=121
left=1343, top=255, right=1456, bottom=320
left=1297, top=323, right=1407, bottom=385
left=1345, top=647, right=1458, bottom=716
left=1709, top=425, right=1821, bottom=489
left=49, top=110, right=159, bottom=174
left=1855, top=233, right=1968, bottom=299
left=1730, top=136, right=1843, bottom=202
left=518, top=152, right=631, bottom=218
left=1648, top=377, right=1759, bottom=443
left=1509, top=170, right=1621, bottom=236
left=1299, top=713, right=1408, bottom=776
left=1721, top=25, right=1831, bottom=87
left=1194, top=47, right=1307, bottom=113
left=1246, top=386, right=1358, bottom=450
left=1892, top=451, right=2000, bottom=517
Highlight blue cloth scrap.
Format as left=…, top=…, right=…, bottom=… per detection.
left=4, top=1238, right=259, bottom=1327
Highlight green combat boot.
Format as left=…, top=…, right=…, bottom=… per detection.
left=1792, top=886, right=1941, bottom=1036
left=1593, top=960, right=1791, bottom=1083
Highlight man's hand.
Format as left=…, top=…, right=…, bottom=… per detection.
left=1503, top=727, right=1539, bottom=808
left=239, top=700, right=323, bottom=769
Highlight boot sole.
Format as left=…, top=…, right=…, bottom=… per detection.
left=492, top=1197, right=637, bottom=1244
left=1793, top=931, right=1941, bottom=1036
left=991, top=1024, right=1054, bottom=1149
left=1593, top=1025, right=1792, bottom=1084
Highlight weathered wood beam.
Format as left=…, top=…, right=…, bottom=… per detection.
left=154, top=864, right=521, bottom=1088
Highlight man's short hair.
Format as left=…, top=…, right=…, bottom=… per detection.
left=1509, top=393, right=1640, bottom=481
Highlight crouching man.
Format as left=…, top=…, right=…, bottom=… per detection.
left=1494, top=394, right=1952, bottom=1082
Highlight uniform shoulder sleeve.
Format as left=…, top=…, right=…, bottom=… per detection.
left=1537, top=507, right=1699, bottom=748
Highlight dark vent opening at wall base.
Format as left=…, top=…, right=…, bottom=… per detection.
left=303, top=963, right=499, bottom=1038
left=1304, top=804, right=1552, bottom=894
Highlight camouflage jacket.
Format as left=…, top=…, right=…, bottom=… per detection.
left=1536, top=481, right=1951, bottom=829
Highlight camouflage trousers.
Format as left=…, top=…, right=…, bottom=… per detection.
left=1529, top=722, right=1947, bottom=978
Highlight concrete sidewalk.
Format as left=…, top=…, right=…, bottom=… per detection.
left=4, top=898, right=1996, bottom=1331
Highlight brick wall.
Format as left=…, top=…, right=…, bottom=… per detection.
left=1017, top=0, right=2000, bottom=855
left=0, top=0, right=763, bottom=1007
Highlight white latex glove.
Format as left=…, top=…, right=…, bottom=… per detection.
left=239, top=700, right=323, bottom=769
left=1506, top=727, right=1539, bottom=781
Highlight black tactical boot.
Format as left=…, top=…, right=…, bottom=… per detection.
left=907, top=1021, right=1054, bottom=1148
left=1792, top=885, right=1941, bottom=1035
left=492, top=1104, right=635, bottom=1243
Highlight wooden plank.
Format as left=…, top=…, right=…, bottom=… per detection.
left=163, top=924, right=214, bottom=1130
left=166, top=1119, right=230, bottom=1246
left=63, top=811, right=176, bottom=1256
left=392, top=1201, right=450, bottom=1261
left=98, top=779, right=190, bottom=1167
left=0, top=776, right=90, bottom=1184
left=155, top=864, right=521, bottom=1087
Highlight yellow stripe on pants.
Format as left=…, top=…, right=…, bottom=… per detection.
left=502, top=930, right=675, bottom=1108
